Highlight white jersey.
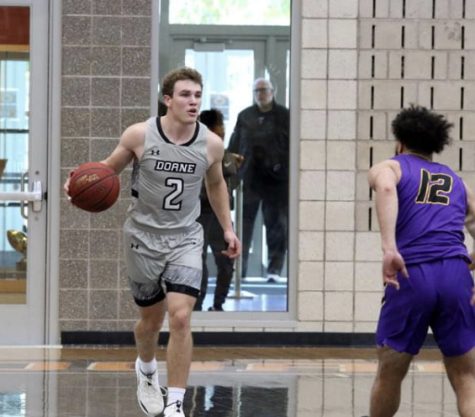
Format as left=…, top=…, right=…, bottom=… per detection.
left=127, top=116, right=209, bottom=232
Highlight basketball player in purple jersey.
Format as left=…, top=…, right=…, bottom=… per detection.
left=366, top=105, right=475, bottom=417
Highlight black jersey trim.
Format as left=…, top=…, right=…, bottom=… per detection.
left=156, top=117, right=200, bottom=147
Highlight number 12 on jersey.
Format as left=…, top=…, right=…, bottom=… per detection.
left=415, top=169, right=452, bottom=205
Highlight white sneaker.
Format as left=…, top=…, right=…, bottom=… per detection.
left=135, top=358, right=165, bottom=417
left=267, top=273, right=280, bottom=283
left=164, top=400, right=185, bottom=417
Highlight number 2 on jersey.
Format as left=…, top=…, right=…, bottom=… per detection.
left=415, top=169, right=452, bottom=205
left=163, top=178, right=184, bottom=210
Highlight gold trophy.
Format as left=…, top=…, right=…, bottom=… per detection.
left=7, top=230, right=27, bottom=271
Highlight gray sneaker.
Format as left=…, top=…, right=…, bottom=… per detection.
left=135, top=358, right=165, bottom=417
left=164, top=400, right=185, bottom=417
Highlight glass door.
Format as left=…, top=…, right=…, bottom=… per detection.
left=169, top=38, right=290, bottom=312
left=177, top=40, right=264, bottom=147
left=0, top=1, right=48, bottom=344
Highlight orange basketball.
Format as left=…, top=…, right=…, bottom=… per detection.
left=68, top=162, right=120, bottom=212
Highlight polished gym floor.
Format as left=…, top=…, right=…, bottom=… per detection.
left=0, top=346, right=458, bottom=417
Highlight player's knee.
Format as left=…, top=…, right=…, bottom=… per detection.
left=168, top=308, right=191, bottom=333
left=136, top=317, right=162, bottom=335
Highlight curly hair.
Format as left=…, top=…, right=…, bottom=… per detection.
left=391, top=105, right=453, bottom=154
left=199, top=108, right=224, bottom=131
left=161, top=67, right=203, bottom=98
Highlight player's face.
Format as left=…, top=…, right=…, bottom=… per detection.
left=167, top=80, right=202, bottom=124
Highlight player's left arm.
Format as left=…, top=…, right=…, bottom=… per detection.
left=205, top=132, right=241, bottom=259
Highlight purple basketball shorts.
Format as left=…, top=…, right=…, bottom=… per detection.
left=376, top=257, right=475, bottom=357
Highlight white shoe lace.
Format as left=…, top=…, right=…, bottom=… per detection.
left=164, top=400, right=185, bottom=417
left=136, top=368, right=167, bottom=415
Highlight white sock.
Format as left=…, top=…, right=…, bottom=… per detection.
left=167, top=387, right=185, bottom=405
left=138, top=357, right=158, bottom=376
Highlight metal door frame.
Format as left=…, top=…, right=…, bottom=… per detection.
left=0, top=0, right=61, bottom=345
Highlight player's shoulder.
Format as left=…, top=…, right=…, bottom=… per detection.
left=205, top=128, right=224, bottom=148
left=120, top=121, right=148, bottom=147
left=371, top=158, right=399, bottom=172
left=368, top=158, right=401, bottom=183
left=205, top=129, right=224, bottom=161
left=123, top=121, right=148, bottom=136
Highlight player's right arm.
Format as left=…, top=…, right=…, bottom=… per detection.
left=368, top=159, right=408, bottom=288
left=63, top=122, right=145, bottom=194
left=101, top=122, right=146, bottom=173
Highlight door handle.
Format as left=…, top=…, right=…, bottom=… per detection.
left=0, top=180, right=43, bottom=215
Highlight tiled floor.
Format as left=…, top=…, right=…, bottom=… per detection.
left=0, top=346, right=458, bottom=416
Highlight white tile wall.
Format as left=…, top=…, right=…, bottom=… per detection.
left=326, top=141, right=356, bottom=170
left=298, top=291, right=324, bottom=321
left=299, top=231, right=324, bottom=261
left=299, top=261, right=324, bottom=291
left=326, top=171, right=356, bottom=200
left=324, top=261, right=354, bottom=290
left=302, top=0, right=328, bottom=18
left=300, top=110, right=327, bottom=139
left=325, top=232, right=355, bottom=261
left=328, top=50, right=358, bottom=79
left=328, top=20, right=358, bottom=48
left=301, top=49, right=328, bottom=79
left=302, top=19, right=327, bottom=48
left=299, top=201, right=325, bottom=231
left=300, top=141, right=326, bottom=170
left=327, top=111, right=356, bottom=139
left=324, top=291, right=353, bottom=324
left=301, top=80, right=327, bottom=109
left=329, top=0, right=358, bottom=18
left=325, top=202, right=355, bottom=231
left=208, top=0, right=475, bottom=337
left=300, top=171, right=326, bottom=200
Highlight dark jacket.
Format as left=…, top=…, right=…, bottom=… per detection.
left=228, top=101, right=289, bottom=187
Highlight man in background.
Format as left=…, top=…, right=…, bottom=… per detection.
left=228, top=78, right=289, bottom=283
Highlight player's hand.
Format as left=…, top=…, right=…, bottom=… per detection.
left=63, top=169, right=76, bottom=197
left=230, top=153, right=244, bottom=169
left=222, top=230, right=241, bottom=259
left=382, top=249, right=409, bottom=290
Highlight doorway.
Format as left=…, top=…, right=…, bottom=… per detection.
left=159, top=10, right=290, bottom=311
left=0, top=1, right=49, bottom=344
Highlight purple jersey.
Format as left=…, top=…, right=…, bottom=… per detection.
left=393, top=154, right=470, bottom=264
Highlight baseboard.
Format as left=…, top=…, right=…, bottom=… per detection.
left=61, top=331, right=437, bottom=347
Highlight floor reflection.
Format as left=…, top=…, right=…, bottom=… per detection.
left=0, top=348, right=459, bottom=417
left=203, top=277, right=288, bottom=312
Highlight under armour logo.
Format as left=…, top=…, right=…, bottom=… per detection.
left=130, top=243, right=139, bottom=249
left=150, top=149, right=160, bottom=156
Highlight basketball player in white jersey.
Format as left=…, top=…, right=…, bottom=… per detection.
left=65, top=67, right=240, bottom=417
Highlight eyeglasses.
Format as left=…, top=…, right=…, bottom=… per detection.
left=253, top=88, right=272, bottom=93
